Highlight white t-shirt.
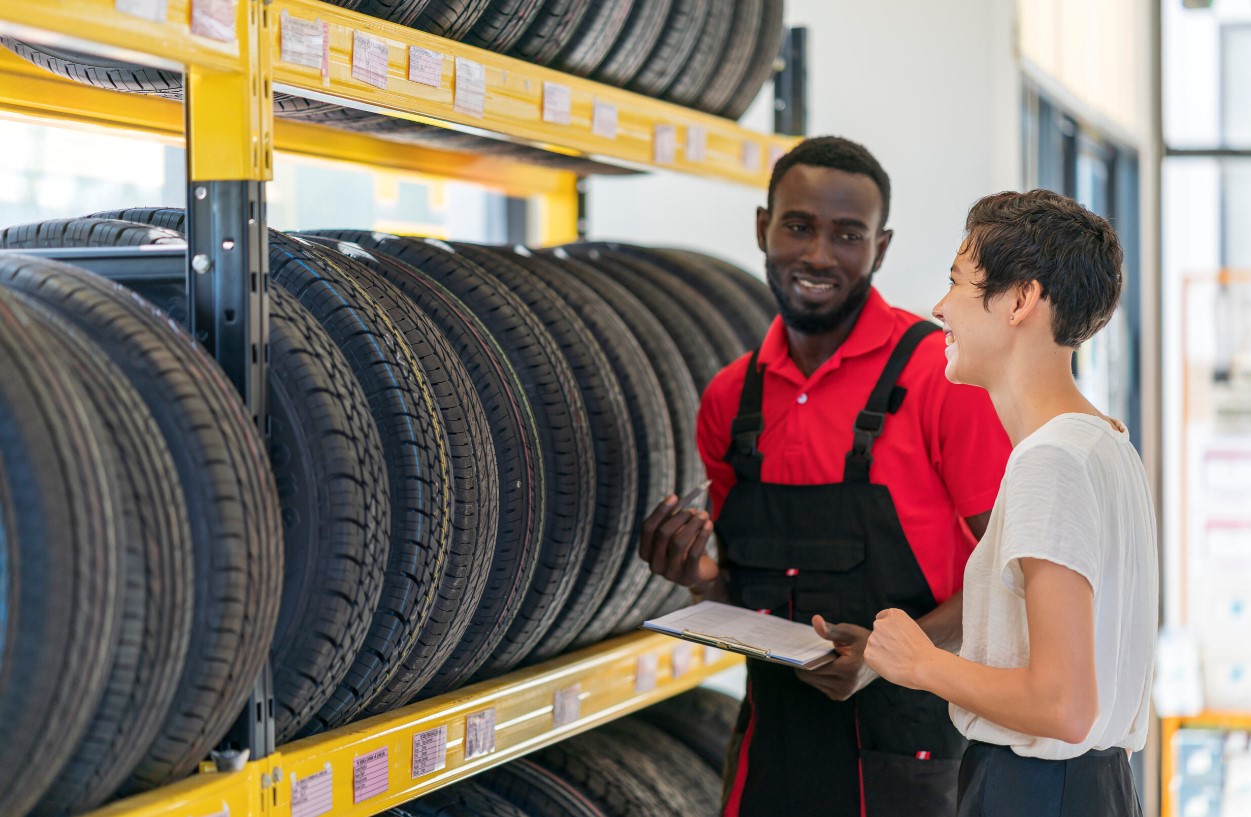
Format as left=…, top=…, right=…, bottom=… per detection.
left=949, top=413, right=1158, bottom=759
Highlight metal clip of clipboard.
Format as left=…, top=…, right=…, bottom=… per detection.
left=681, top=628, right=770, bottom=659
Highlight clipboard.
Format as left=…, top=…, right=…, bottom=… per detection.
left=642, top=600, right=837, bottom=670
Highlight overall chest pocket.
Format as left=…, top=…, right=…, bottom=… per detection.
left=728, top=536, right=867, bottom=623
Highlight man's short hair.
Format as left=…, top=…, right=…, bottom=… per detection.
left=963, top=189, right=1123, bottom=348
left=767, top=136, right=892, bottom=229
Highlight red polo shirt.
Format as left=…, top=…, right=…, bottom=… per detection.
left=697, top=287, right=1011, bottom=604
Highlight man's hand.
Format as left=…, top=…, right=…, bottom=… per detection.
left=863, top=608, right=940, bottom=690
left=795, top=617, right=877, bottom=700
left=638, top=495, right=718, bottom=587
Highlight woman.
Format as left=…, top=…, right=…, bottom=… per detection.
left=826, top=189, right=1158, bottom=816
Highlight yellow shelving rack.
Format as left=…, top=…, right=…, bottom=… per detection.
left=0, top=1, right=795, bottom=813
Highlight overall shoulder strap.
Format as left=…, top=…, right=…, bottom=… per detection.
left=844, top=320, right=941, bottom=484
left=723, top=348, right=765, bottom=482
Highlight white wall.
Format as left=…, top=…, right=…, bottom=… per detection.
left=586, top=0, right=1021, bottom=317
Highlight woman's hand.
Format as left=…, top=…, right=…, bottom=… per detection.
left=863, top=608, right=940, bottom=690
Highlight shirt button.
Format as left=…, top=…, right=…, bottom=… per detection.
left=797, top=393, right=809, bottom=405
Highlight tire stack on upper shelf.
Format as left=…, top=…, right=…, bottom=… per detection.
left=0, top=212, right=774, bottom=817
left=0, top=0, right=784, bottom=174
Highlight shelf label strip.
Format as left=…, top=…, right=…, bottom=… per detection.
left=636, top=653, right=660, bottom=693
left=116, top=0, right=166, bottom=23
left=409, top=46, right=444, bottom=88
left=352, top=31, right=390, bottom=90
left=554, top=683, right=582, bottom=727
left=543, top=81, right=572, bottom=126
left=353, top=746, right=389, bottom=803
left=412, top=724, right=449, bottom=778
left=454, top=57, right=486, bottom=118
left=191, top=0, right=238, bottom=42
left=291, top=766, right=333, bottom=817
left=592, top=99, right=617, bottom=140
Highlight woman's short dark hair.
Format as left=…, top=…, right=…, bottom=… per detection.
left=768, top=136, right=892, bottom=229
left=963, top=190, right=1123, bottom=348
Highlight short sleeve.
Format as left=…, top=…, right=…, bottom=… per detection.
left=996, top=443, right=1102, bottom=596
left=929, top=364, right=1012, bottom=519
left=697, top=368, right=738, bottom=519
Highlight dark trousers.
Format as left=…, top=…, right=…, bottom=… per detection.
left=957, top=741, right=1143, bottom=817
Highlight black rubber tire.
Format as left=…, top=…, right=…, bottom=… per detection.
left=599, top=718, right=723, bottom=815
left=447, top=242, right=621, bottom=670
left=0, top=243, right=283, bottom=793
left=634, top=687, right=740, bottom=773
left=548, top=0, right=635, bottom=77
left=717, top=0, right=785, bottom=120
left=296, top=232, right=544, bottom=696
left=290, top=239, right=498, bottom=717
left=0, top=281, right=124, bottom=817
left=387, top=780, right=534, bottom=817
left=613, top=245, right=772, bottom=348
left=692, top=0, right=759, bottom=114
left=662, top=0, right=733, bottom=107
left=667, top=248, right=776, bottom=320
left=462, top=0, right=546, bottom=52
left=16, top=293, right=193, bottom=817
left=0, top=37, right=183, bottom=97
left=626, top=0, right=709, bottom=97
left=0, top=217, right=184, bottom=249
left=478, top=759, right=606, bottom=817
left=414, top=0, right=493, bottom=39
left=539, top=248, right=703, bottom=641
left=508, top=0, right=595, bottom=66
left=323, top=0, right=434, bottom=26
left=491, top=247, right=672, bottom=652
left=591, top=0, right=672, bottom=87
left=474, top=246, right=640, bottom=662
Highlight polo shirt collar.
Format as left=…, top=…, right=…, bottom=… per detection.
left=755, top=287, right=896, bottom=383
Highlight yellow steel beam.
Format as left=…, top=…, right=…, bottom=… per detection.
left=534, top=172, right=580, bottom=247
left=81, top=632, right=742, bottom=817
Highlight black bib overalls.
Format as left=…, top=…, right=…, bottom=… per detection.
left=718, top=322, right=966, bottom=817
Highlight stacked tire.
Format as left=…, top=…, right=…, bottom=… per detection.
left=0, top=214, right=772, bottom=816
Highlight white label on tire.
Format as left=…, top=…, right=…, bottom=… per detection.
left=653, top=124, right=677, bottom=164
left=116, top=0, right=166, bottom=22
left=454, top=58, right=486, bottom=118
left=352, top=31, right=390, bottom=90
left=409, top=46, right=444, bottom=88
left=554, top=683, right=581, bottom=727
left=742, top=141, right=762, bottom=172
left=411, top=725, right=448, bottom=778
left=687, top=126, right=707, bottom=163
left=352, top=746, right=389, bottom=803
left=592, top=100, right=617, bottom=139
left=280, top=11, right=325, bottom=71
left=543, top=81, right=572, bottom=126
left=464, top=709, right=496, bottom=759
left=672, top=642, right=694, bottom=677
left=636, top=653, right=659, bottom=693
left=191, top=0, right=236, bottom=42
left=290, top=767, right=333, bottom=817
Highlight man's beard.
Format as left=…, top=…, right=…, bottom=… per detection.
left=766, top=261, right=874, bottom=335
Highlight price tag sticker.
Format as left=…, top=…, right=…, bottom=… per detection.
left=592, top=100, right=617, bottom=139
left=116, top=0, right=166, bottom=22
left=672, top=642, right=695, bottom=677
left=542, top=81, right=572, bottom=125
left=191, top=0, right=236, bottom=41
left=290, top=767, right=333, bottom=817
left=636, top=653, right=659, bottom=693
left=704, top=644, right=724, bottom=666
left=454, top=57, right=486, bottom=118
left=464, top=708, right=497, bottom=759
left=280, top=11, right=325, bottom=71
left=742, top=141, right=763, bottom=172
left=686, top=126, right=707, bottom=163
left=409, top=46, right=444, bottom=88
left=653, top=124, right=677, bottom=164
left=352, top=746, right=389, bottom=803
left=411, top=725, right=448, bottom=778
left=352, top=31, right=390, bottom=90
left=553, top=683, right=581, bottom=727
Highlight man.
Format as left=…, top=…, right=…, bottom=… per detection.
left=639, top=136, right=1012, bottom=816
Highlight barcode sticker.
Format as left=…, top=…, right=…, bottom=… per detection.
left=704, top=644, right=724, bottom=666
left=352, top=31, right=390, bottom=90
left=454, top=58, right=486, bottom=118
left=464, top=709, right=496, bottom=759
left=592, top=100, right=617, bottom=139
left=742, top=141, right=762, bottom=172
left=409, top=46, right=444, bottom=87
left=411, top=725, right=447, bottom=777
left=672, top=642, right=695, bottom=677
left=636, top=653, right=659, bottom=693
left=654, top=124, right=677, bottom=164
left=352, top=747, right=388, bottom=803
left=290, top=768, right=333, bottom=817
left=280, top=11, right=325, bottom=70
left=191, top=0, right=236, bottom=41
left=553, top=683, right=581, bottom=727
left=543, top=81, right=572, bottom=125
left=116, top=0, right=166, bottom=22
left=686, top=126, right=707, bottom=163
